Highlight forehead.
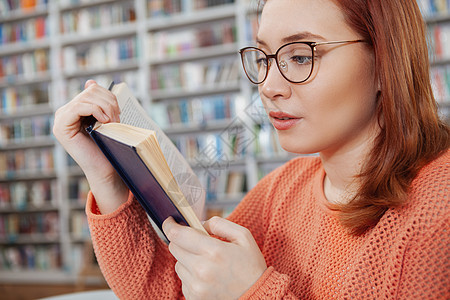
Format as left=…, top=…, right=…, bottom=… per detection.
left=258, top=0, right=353, bottom=45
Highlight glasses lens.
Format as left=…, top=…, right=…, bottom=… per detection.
left=277, top=43, right=313, bottom=83
left=241, top=48, right=268, bottom=84
left=240, top=43, right=314, bottom=84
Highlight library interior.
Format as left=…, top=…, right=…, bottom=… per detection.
left=0, top=0, right=449, bottom=299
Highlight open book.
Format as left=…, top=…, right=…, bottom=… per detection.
left=86, top=82, right=207, bottom=235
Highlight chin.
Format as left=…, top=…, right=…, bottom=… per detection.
left=278, top=135, right=318, bottom=155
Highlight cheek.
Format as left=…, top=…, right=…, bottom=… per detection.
left=287, top=54, right=378, bottom=152
left=309, top=50, right=377, bottom=123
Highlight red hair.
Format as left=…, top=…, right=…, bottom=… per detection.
left=331, top=0, right=450, bottom=234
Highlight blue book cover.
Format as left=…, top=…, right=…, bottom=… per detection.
left=86, top=124, right=207, bottom=236
left=88, top=129, right=186, bottom=230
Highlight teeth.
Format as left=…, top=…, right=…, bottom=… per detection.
left=278, top=117, right=290, bottom=120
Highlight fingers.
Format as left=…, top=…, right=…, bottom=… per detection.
left=56, top=80, right=120, bottom=123
left=165, top=216, right=267, bottom=299
left=163, top=217, right=218, bottom=255
left=203, top=216, right=255, bottom=246
left=53, top=80, right=121, bottom=147
left=79, top=80, right=120, bottom=122
left=84, top=79, right=96, bottom=89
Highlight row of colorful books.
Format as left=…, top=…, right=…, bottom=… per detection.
left=0, top=0, right=47, bottom=15
left=63, top=37, right=137, bottom=74
left=148, top=0, right=182, bottom=16
left=0, top=244, right=61, bottom=271
left=0, top=84, right=49, bottom=115
left=148, top=0, right=234, bottom=16
left=200, top=169, right=246, bottom=201
left=428, top=23, right=450, bottom=61
left=171, top=121, right=288, bottom=163
left=0, top=211, right=59, bottom=240
left=431, top=64, right=450, bottom=102
left=149, top=19, right=235, bottom=60
left=0, top=49, right=49, bottom=80
left=60, top=1, right=136, bottom=35
left=152, top=94, right=237, bottom=128
left=173, top=122, right=251, bottom=165
left=418, top=0, right=450, bottom=17
left=0, top=180, right=56, bottom=210
left=0, top=115, right=52, bottom=145
left=0, top=16, right=47, bottom=45
left=193, top=0, right=234, bottom=9
left=150, top=58, right=239, bottom=91
left=70, top=210, right=89, bottom=240
left=65, top=71, right=138, bottom=100
left=253, top=122, right=287, bottom=159
left=0, top=147, right=54, bottom=177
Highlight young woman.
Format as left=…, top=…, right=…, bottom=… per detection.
left=53, top=0, right=449, bottom=298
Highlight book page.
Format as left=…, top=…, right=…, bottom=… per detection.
left=113, top=83, right=205, bottom=220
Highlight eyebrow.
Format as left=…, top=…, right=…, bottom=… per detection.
left=256, top=31, right=326, bottom=47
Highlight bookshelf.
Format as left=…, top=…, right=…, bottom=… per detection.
left=419, top=0, right=450, bottom=123
left=0, top=0, right=448, bottom=285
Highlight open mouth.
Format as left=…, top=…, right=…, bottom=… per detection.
left=268, top=111, right=301, bottom=130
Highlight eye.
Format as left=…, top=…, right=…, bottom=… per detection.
left=256, top=57, right=268, bottom=67
left=290, top=55, right=312, bottom=65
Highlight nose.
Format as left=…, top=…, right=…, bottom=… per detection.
left=259, top=58, right=292, bottom=101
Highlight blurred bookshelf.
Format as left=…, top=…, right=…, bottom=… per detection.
left=419, top=0, right=450, bottom=123
left=0, top=0, right=448, bottom=287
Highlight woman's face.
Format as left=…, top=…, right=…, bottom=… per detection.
left=258, top=0, right=380, bottom=157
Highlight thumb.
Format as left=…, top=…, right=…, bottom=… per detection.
left=84, top=79, right=97, bottom=89
left=203, top=216, right=252, bottom=245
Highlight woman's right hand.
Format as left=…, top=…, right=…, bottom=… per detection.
left=53, top=80, right=129, bottom=214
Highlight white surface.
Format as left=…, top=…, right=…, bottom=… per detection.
left=38, top=290, right=118, bottom=300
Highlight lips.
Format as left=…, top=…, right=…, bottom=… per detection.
left=269, top=111, right=301, bottom=130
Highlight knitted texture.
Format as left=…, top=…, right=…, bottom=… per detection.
left=87, top=150, right=449, bottom=299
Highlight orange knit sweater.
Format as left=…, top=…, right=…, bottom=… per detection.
left=86, top=151, right=449, bottom=299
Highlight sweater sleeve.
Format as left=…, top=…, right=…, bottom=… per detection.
left=396, top=216, right=450, bottom=299
left=239, top=267, right=299, bottom=299
left=86, top=191, right=183, bottom=299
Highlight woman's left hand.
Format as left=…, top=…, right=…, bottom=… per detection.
left=162, top=216, right=267, bottom=300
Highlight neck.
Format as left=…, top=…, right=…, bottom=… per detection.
left=320, top=137, right=374, bottom=204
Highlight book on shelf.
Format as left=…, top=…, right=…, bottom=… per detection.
left=0, top=84, right=49, bottom=114
left=63, top=37, right=137, bottom=74
left=0, top=0, right=48, bottom=14
left=86, top=82, right=207, bottom=235
left=418, top=0, right=450, bottom=17
left=60, top=1, right=135, bottom=35
left=0, top=147, right=54, bottom=177
left=0, top=49, right=49, bottom=80
left=0, top=244, right=61, bottom=271
left=151, top=58, right=239, bottom=92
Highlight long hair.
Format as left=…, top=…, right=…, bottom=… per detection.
left=331, top=0, right=450, bottom=234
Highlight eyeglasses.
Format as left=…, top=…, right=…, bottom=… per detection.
left=239, top=39, right=365, bottom=85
